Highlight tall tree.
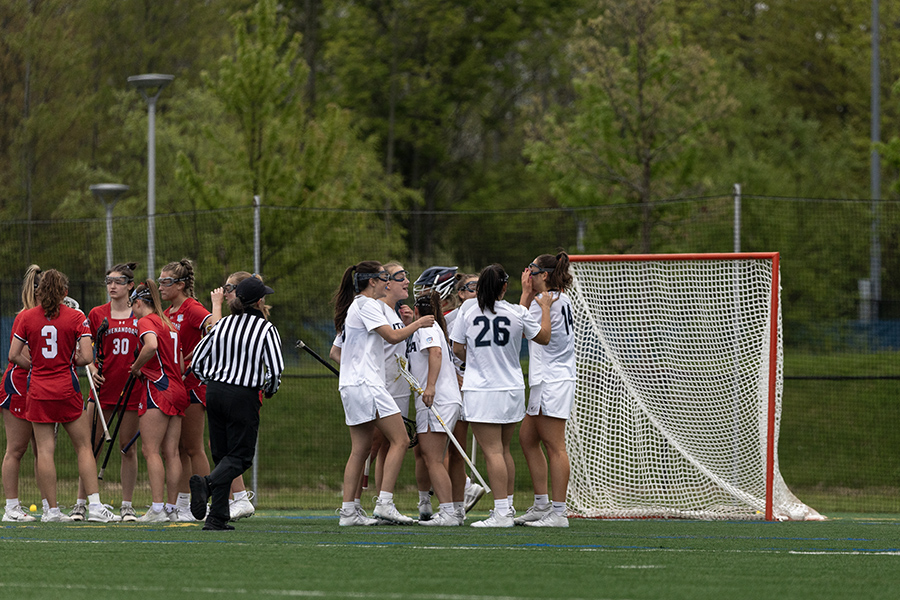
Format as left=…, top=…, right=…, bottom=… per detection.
left=524, top=0, right=737, bottom=252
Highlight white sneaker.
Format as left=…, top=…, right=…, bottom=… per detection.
left=229, top=492, right=256, bottom=521
left=41, top=510, right=74, bottom=523
left=513, top=504, right=551, bottom=525
left=69, top=504, right=87, bottom=521
left=463, top=483, right=485, bottom=513
left=168, top=507, right=197, bottom=522
left=120, top=505, right=137, bottom=522
left=524, top=511, right=569, bottom=528
left=372, top=500, right=417, bottom=525
left=470, top=510, right=514, bottom=528
left=418, top=498, right=433, bottom=521
left=137, top=507, right=169, bottom=523
left=87, top=503, right=122, bottom=523
left=2, top=505, right=36, bottom=522
left=419, top=510, right=460, bottom=527
left=338, top=507, right=377, bottom=526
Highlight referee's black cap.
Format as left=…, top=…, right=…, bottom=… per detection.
left=236, top=277, right=274, bottom=305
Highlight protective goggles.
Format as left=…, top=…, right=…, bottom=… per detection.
left=105, top=276, right=133, bottom=286
left=157, top=276, right=186, bottom=288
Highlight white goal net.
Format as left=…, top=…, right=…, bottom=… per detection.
left=566, top=253, right=821, bottom=521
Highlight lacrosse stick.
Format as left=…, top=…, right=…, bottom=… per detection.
left=99, top=373, right=136, bottom=479
left=394, top=355, right=490, bottom=494
left=295, top=340, right=418, bottom=448
left=86, top=368, right=111, bottom=451
left=121, top=431, right=140, bottom=455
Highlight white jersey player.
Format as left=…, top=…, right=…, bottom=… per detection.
left=450, top=263, right=555, bottom=527
left=515, top=252, right=576, bottom=528
left=333, top=261, right=434, bottom=527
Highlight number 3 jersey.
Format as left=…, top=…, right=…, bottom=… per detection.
left=449, top=298, right=542, bottom=392
left=11, top=304, right=90, bottom=401
left=88, top=303, right=146, bottom=408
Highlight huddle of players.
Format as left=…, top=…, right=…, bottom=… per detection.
left=332, top=253, right=575, bottom=528
left=1, top=261, right=257, bottom=524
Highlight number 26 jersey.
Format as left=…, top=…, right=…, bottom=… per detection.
left=450, top=298, right=541, bottom=392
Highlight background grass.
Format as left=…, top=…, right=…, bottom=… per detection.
left=1, top=513, right=898, bottom=600
left=2, top=350, right=899, bottom=515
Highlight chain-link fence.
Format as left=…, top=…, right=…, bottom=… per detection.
left=1, top=195, right=899, bottom=513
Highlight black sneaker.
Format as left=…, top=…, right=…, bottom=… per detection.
left=189, top=475, right=210, bottom=521
left=202, top=517, right=235, bottom=531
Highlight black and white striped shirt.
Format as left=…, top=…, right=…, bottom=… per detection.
left=191, top=311, right=284, bottom=396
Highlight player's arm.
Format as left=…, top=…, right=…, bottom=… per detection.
left=374, top=315, right=434, bottom=344
left=8, top=337, right=29, bottom=370
left=452, top=341, right=467, bottom=363
left=74, top=335, right=93, bottom=367
left=422, top=346, right=441, bottom=407
left=530, top=294, right=558, bottom=346
left=130, top=331, right=158, bottom=377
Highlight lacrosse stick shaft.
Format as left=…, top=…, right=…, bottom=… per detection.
left=428, top=405, right=490, bottom=494
left=86, top=367, right=112, bottom=443
left=122, top=431, right=140, bottom=455
left=362, top=456, right=371, bottom=489
left=296, top=340, right=340, bottom=377
left=99, top=374, right=136, bottom=479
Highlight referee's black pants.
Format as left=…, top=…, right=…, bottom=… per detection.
left=204, top=380, right=261, bottom=523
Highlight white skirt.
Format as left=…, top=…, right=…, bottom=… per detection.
left=340, top=384, right=400, bottom=426
left=462, top=389, right=525, bottom=424
left=415, top=402, right=460, bottom=434
left=526, top=380, right=576, bottom=419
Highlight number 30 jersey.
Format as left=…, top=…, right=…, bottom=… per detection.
left=12, top=304, right=91, bottom=401
left=88, top=303, right=145, bottom=408
left=450, top=298, right=542, bottom=392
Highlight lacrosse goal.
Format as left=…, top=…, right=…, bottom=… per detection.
left=565, top=253, right=821, bottom=521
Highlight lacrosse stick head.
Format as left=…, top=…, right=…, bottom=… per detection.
left=413, top=266, right=458, bottom=301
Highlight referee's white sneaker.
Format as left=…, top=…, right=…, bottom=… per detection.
left=513, top=504, right=551, bottom=525
left=2, top=504, right=36, bottom=522
left=463, top=483, right=485, bottom=513
left=373, top=500, right=417, bottom=525
left=470, top=510, right=514, bottom=528
left=524, top=511, right=569, bottom=528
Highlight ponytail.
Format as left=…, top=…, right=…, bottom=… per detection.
left=534, top=251, right=572, bottom=292
left=476, top=264, right=508, bottom=314
left=20, top=264, right=42, bottom=312
left=36, top=269, right=68, bottom=319
left=332, top=261, right=383, bottom=334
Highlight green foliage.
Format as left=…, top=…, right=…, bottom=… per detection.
left=524, top=0, right=738, bottom=252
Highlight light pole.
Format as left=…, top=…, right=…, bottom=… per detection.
left=90, top=184, right=130, bottom=272
left=128, top=73, right=174, bottom=278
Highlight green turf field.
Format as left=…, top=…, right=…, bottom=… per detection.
left=1, top=512, right=897, bottom=600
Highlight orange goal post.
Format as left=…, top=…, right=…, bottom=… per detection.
left=565, top=253, right=821, bottom=521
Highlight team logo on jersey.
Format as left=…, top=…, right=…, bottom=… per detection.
left=177, top=314, right=184, bottom=322
left=133, top=319, right=138, bottom=327
left=425, top=335, right=433, bottom=344
left=82, top=318, right=90, bottom=327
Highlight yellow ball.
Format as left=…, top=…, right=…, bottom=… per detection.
left=29, top=504, right=37, bottom=512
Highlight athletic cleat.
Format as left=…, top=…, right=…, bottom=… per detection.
left=2, top=504, right=36, bottom=522
left=202, top=516, right=235, bottom=531
left=69, top=504, right=87, bottom=521
left=189, top=475, right=210, bottom=520
left=513, top=503, right=551, bottom=525
left=470, top=510, right=514, bottom=528
left=418, top=498, right=433, bottom=521
left=120, top=505, right=138, bottom=522
left=418, top=510, right=460, bottom=527
left=41, top=510, right=74, bottom=523
left=229, top=491, right=256, bottom=521
left=137, top=507, right=169, bottom=523
left=373, top=500, right=417, bottom=525
left=87, top=503, right=122, bottom=523
left=169, top=507, right=198, bottom=522
left=508, top=505, right=516, bottom=518
left=524, top=511, right=569, bottom=528
left=338, top=508, right=377, bottom=526
left=464, top=483, right=485, bottom=513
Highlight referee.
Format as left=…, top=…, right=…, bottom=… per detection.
left=189, top=276, right=284, bottom=530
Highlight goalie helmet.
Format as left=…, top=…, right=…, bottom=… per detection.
left=413, top=266, right=458, bottom=301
